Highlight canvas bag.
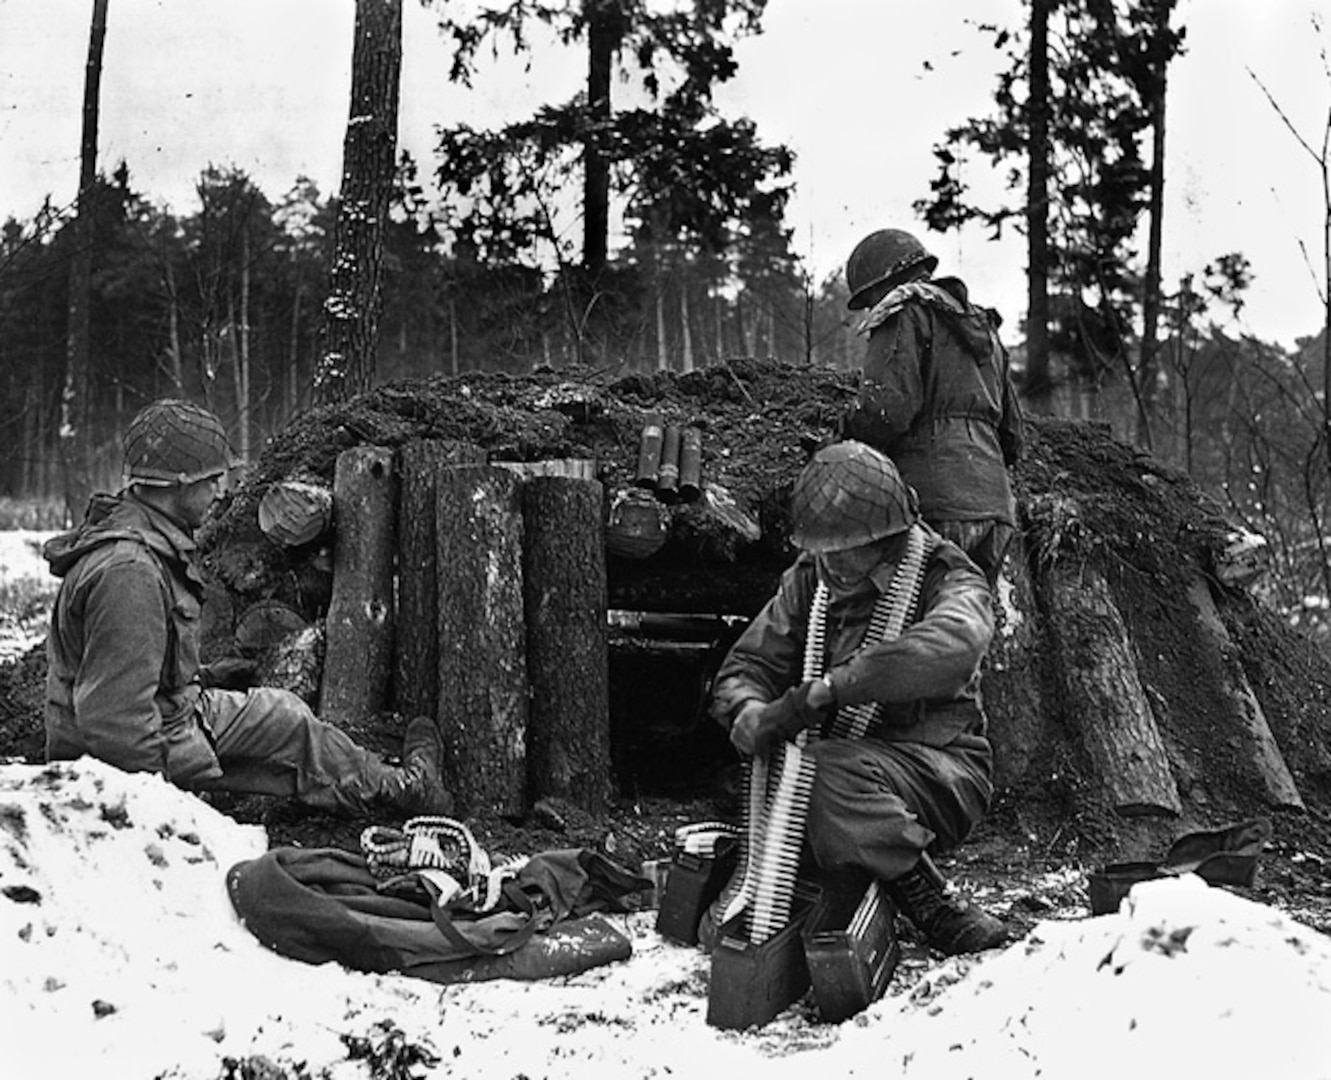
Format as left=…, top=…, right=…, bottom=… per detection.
left=227, top=845, right=650, bottom=984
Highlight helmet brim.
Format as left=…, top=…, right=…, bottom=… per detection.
left=846, top=253, right=940, bottom=310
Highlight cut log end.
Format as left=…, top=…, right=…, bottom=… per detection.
left=258, top=479, right=334, bottom=547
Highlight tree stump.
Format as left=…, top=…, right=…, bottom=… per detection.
left=320, top=446, right=397, bottom=728
left=393, top=439, right=486, bottom=720
left=522, top=474, right=613, bottom=811
left=436, top=465, right=528, bottom=818
left=1041, top=562, right=1182, bottom=817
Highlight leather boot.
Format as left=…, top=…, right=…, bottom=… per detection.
left=387, top=717, right=454, bottom=816
left=885, top=852, right=1007, bottom=955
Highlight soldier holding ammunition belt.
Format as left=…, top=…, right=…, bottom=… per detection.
left=709, top=441, right=1007, bottom=955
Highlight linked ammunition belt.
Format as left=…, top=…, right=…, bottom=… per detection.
left=360, top=815, right=491, bottom=884
left=722, top=524, right=935, bottom=943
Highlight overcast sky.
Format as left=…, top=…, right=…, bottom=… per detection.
left=0, top=0, right=1327, bottom=348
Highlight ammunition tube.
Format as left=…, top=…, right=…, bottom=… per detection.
left=679, top=426, right=702, bottom=502
left=635, top=412, right=665, bottom=489
left=657, top=423, right=682, bottom=502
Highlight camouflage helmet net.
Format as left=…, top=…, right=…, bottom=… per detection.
left=790, top=441, right=917, bottom=553
left=123, top=399, right=236, bottom=486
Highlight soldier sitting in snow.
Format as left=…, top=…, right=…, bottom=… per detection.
left=42, top=398, right=452, bottom=818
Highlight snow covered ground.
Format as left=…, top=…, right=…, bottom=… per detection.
left=0, top=529, right=55, bottom=589
left=3, top=528, right=1331, bottom=1079
left=0, top=529, right=56, bottom=663
left=3, top=757, right=1330, bottom=1080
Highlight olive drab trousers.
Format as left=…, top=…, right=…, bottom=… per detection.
left=194, top=687, right=404, bottom=816
left=803, top=732, right=993, bottom=882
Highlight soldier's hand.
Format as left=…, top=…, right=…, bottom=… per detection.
left=200, top=657, right=261, bottom=691
left=728, top=700, right=770, bottom=757
left=730, top=682, right=827, bottom=758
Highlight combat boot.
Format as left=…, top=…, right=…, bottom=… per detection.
left=389, top=717, right=454, bottom=816
left=885, top=852, right=1007, bottom=955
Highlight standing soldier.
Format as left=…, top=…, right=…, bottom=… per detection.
left=840, top=227, right=1024, bottom=588
left=43, top=398, right=452, bottom=818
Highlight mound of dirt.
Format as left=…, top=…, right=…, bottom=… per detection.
left=199, top=359, right=853, bottom=620
left=6, top=360, right=1331, bottom=883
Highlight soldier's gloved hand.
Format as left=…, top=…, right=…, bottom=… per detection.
left=729, top=682, right=825, bottom=758
left=199, top=657, right=261, bottom=691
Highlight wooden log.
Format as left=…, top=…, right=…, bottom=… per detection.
left=257, top=479, right=334, bottom=547
left=664, top=481, right=762, bottom=565
left=522, top=474, right=613, bottom=811
left=493, top=459, right=597, bottom=481
left=234, top=599, right=308, bottom=656
left=320, top=446, right=397, bottom=728
left=436, top=465, right=528, bottom=818
left=1212, top=527, right=1271, bottom=591
left=1042, top=563, right=1182, bottom=817
left=984, top=531, right=1053, bottom=792
left=1184, top=574, right=1304, bottom=810
left=393, top=439, right=486, bottom=720
left=257, top=623, right=324, bottom=705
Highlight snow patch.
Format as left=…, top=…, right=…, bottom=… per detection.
left=2, top=757, right=1330, bottom=1079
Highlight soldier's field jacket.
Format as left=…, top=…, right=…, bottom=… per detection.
left=843, top=277, right=1024, bottom=527
left=43, top=492, right=221, bottom=782
left=710, top=531, right=994, bottom=749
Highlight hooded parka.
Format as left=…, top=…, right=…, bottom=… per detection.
left=842, top=277, right=1024, bottom=530
left=43, top=491, right=220, bottom=782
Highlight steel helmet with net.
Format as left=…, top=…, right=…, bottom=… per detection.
left=123, top=399, right=237, bottom=487
left=790, top=441, right=918, bottom=553
left=845, top=228, right=939, bottom=310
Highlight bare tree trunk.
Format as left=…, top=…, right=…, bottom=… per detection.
left=159, top=260, right=185, bottom=392
left=236, top=226, right=252, bottom=461
left=1137, top=2, right=1173, bottom=446
left=680, top=281, right=695, bottom=373
left=314, top=0, right=402, bottom=404
left=655, top=254, right=669, bottom=371
left=60, top=0, right=109, bottom=523
left=449, top=294, right=459, bottom=376
left=287, top=277, right=303, bottom=419
left=715, top=292, right=725, bottom=361
left=20, top=384, right=37, bottom=495
left=1025, top=0, right=1052, bottom=413
left=583, top=0, right=620, bottom=278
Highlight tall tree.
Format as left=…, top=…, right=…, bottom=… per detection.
left=1027, top=0, right=1053, bottom=411
left=1249, top=18, right=1331, bottom=484
left=314, top=0, right=403, bottom=404
left=1086, top=0, right=1180, bottom=431
left=60, top=0, right=110, bottom=521
left=184, top=167, right=275, bottom=456
left=582, top=0, right=623, bottom=277
left=917, top=0, right=1185, bottom=439
left=426, top=0, right=791, bottom=364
